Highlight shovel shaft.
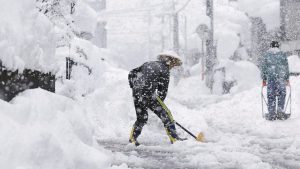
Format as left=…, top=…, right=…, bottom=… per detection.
left=175, top=122, right=197, bottom=139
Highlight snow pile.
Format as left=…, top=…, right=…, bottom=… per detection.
left=215, top=3, right=251, bottom=61
left=224, top=60, right=261, bottom=93
left=56, top=37, right=120, bottom=98
left=73, top=0, right=98, bottom=36
left=288, top=55, right=300, bottom=73
left=82, top=68, right=133, bottom=139
left=0, top=0, right=58, bottom=72
left=0, top=89, right=115, bottom=169
left=0, top=0, right=102, bottom=73
left=183, top=59, right=260, bottom=95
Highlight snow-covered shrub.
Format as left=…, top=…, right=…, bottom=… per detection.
left=0, top=0, right=59, bottom=73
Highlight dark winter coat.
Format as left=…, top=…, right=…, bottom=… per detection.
left=128, top=61, right=170, bottom=101
left=261, top=48, right=289, bottom=82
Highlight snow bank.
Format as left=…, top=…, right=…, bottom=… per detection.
left=183, top=60, right=260, bottom=95
left=0, top=0, right=101, bottom=73
left=73, top=0, right=98, bottom=35
left=56, top=37, right=120, bottom=98
left=215, top=3, right=251, bottom=60
left=0, top=89, right=113, bottom=169
left=288, top=55, right=300, bottom=73
left=224, top=60, right=261, bottom=93
left=82, top=68, right=133, bottom=139
left=0, top=0, right=58, bottom=72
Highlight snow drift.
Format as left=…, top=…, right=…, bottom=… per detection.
left=0, top=89, right=112, bottom=169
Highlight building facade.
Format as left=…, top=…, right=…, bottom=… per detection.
left=280, top=0, right=300, bottom=54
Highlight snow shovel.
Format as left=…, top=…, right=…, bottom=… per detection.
left=261, top=85, right=292, bottom=120
left=156, top=96, right=205, bottom=142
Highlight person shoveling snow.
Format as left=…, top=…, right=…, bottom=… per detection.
left=128, top=51, right=187, bottom=146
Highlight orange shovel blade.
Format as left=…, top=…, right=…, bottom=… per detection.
left=196, top=132, right=205, bottom=142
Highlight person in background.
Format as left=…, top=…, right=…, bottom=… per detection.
left=128, top=51, right=186, bottom=146
left=261, top=41, right=290, bottom=121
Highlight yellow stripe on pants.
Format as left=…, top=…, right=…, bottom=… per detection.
left=157, top=96, right=177, bottom=143
left=156, top=96, right=174, bottom=122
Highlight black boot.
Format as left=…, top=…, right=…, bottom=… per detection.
left=165, top=124, right=187, bottom=143
left=265, top=113, right=277, bottom=121
left=129, top=138, right=140, bottom=146
left=129, top=127, right=141, bottom=146
left=175, top=136, right=188, bottom=141
left=277, top=112, right=290, bottom=120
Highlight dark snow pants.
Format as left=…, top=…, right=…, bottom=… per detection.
left=131, top=90, right=177, bottom=140
left=267, top=80, right=286, bottom=120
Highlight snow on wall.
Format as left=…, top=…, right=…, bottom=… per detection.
left=0, top=0, right=59, bottom=73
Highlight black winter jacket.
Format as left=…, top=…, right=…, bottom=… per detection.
left=128, top=61, right=170, bottom=101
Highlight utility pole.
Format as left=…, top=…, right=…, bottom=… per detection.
left=172, top=0, right=192, bottom=54
left=93, top=0, right=107, bottom=48
left=183, top=15, right=188, bottom=56
left=67, top=1, right=76, bottom=80
left=99, top=0, right=107, bottom=48
left=147, top=10, right=152, bottom=60
left=161, top=15, right=166, bottom=51
left=280, top=0, right=287, bottom=41
left=173, top=13, right=180, bottom=54
left=205, top=0, right=217, bottom=91
left=160, top=0, right=166, bottom=51
left=196, top=24, right=209, bottom=81
left=171, top=0, right=180, bottom=54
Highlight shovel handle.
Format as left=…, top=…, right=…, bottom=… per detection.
left=175, top=122, right=197, bottom=140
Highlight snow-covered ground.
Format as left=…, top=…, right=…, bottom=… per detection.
left=91, top=70, right=300, bottom=169
left=1, top=66, right=299, bottom=168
